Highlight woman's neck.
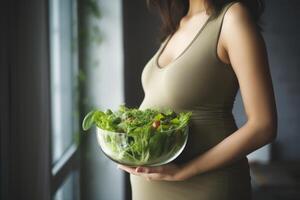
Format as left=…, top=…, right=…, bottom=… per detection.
left=187, top=0, right=206, bottom=16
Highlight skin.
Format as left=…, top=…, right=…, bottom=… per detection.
left=118, top=0, right=277, bottom=181
left=156, top=0, right=210, bottom=68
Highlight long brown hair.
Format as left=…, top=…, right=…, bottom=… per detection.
left=146, top=0, right=265, bottom=42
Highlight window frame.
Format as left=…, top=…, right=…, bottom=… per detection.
left=48, top=0, right=81, bottom=198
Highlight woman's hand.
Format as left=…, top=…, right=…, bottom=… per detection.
left=117, top=163, right=190, bottom=181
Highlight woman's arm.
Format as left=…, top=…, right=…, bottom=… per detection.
left=118, top=2, right=277, bottom=181
left=176, top=2, right=278, bottom=180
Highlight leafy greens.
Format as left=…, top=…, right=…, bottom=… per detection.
left=82, top=104, right=193, bottom=166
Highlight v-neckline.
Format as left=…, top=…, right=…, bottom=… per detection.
left=155, top=14, right=213, bottom=70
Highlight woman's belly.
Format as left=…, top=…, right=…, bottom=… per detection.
left=172, top=114, right=238, bottom=165
left=139, top=99, right=238, bottom=165
left=130, top=156, right=251, bottom=200
left=131, top=100, right=251, bottom=200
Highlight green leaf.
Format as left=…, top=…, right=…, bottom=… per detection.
left=82, top=110, right=97, bottom=131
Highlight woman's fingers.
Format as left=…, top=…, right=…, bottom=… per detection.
left=117, top=164, right=184, bottom=181
left=136, top=166, right=163, bottom=173
left=117, top=164, right=164, bottom=174
left=117, top=164, right=138, bottom=175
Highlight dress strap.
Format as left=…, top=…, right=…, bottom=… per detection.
left=218, top=1, right=239, bottom=29
left=209, top=1, right=239, bottom=65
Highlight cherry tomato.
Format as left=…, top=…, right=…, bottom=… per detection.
left=152, top=120, right=160, bottom=129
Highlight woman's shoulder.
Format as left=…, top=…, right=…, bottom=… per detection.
left=220, top=1, right=260, bottom=48
left=222, top=2, right=255, bottom=29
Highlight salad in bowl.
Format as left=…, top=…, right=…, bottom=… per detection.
left=82, top=104, right=192, bottom=166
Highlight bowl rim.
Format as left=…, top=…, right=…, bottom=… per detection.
left=96, top=124, right=189, bottom=135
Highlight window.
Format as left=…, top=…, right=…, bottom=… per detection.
left=53, top=171, right=80, bottom=200
left=49, top=0, right=80, bottom=199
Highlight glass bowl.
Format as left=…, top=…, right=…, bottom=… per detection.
left=96, top=125, right=189, bottom=167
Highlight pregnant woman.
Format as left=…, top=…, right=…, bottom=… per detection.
left=118, top=0, right=277, bottom=199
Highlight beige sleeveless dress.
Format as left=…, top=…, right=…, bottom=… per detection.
left=130, top=2, right=252, bottom=200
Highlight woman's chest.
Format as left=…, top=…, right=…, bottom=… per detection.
left=141, top=47, right=233, bottom=108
